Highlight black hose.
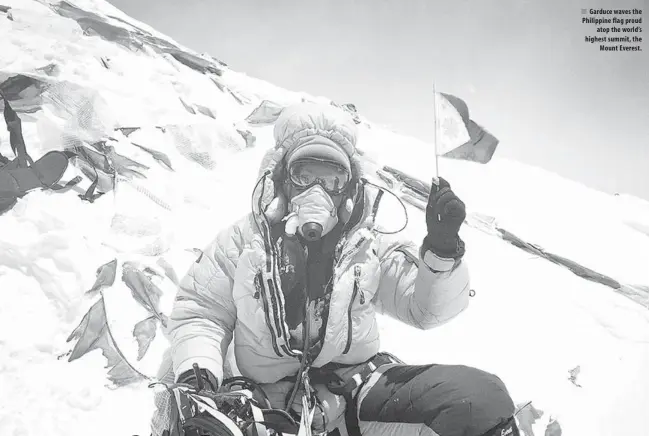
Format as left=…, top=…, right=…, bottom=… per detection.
left=360, top=178, right=409, bottom=234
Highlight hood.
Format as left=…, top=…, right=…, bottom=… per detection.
left=252, top=102, right=365, bottom=225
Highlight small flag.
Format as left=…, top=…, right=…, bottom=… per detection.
left=433, top=91, right=471, bottom=156
left=437, top=92, right=501, bottom=164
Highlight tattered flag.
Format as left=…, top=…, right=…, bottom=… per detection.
left=133, top=316, right=158, bottom=361
left=245, top=100, right=284, bottom=125
left=156, top=257, right=180, bottom=285
left=122, top=262, right=168, bottom=327
left=66, top=295, right=149, bottom=387
left=132, top=142, right=174, bottom=171
left=86, top=258, right=117, bottom=295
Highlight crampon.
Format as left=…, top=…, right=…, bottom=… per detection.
left=153, top=364, right=320, bottom=436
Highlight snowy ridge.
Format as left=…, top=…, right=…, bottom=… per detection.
left=1, top=1, right=648, bottom=436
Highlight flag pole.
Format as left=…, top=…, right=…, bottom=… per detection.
left=432, top=82, right=440, bottom=177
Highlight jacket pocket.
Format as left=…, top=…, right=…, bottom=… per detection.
left=342, top=265, right=362, bottom=355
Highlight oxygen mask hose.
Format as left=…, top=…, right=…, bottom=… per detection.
left=302, top=222, right=323, bottom=241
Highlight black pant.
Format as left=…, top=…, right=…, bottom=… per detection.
left=337, top=363, right=519, bottom=436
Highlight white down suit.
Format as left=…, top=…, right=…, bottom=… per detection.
left=153, top=102, right=475, bottom=435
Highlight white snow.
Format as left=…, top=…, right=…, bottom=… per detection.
left=1, top=1, right=648, bottom=436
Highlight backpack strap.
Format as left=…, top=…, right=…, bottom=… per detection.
left=325, top=353, right=401, bottom=436
left=1, top=97, right=82, bottom=193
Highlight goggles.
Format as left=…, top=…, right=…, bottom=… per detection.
left=287, top=158, right=351, bottom=195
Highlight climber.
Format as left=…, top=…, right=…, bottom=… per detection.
left=152, top=102, right=520, bottom=436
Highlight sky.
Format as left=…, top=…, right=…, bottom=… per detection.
left=107, top=0, right=649, bottom=200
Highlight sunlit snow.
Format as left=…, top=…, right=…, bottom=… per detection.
left=1, top=1, right=648, bottom=436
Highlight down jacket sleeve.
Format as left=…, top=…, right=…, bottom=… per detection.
left=166, top=220, right=246, bottom=383
left=372, top=238, right=470, bottom=330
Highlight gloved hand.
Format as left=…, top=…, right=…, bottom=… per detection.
left=176, top=366, right=219, bottom=392
left=423, top=177, right=466, bottom=260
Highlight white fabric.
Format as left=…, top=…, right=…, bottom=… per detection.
left=423, top=250, right=457, bottom=272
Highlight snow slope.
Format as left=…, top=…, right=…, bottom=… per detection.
left=1, top=1, right=648, bottom=435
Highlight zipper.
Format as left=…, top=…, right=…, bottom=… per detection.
left=302, top=268, right=313, bottom=362
left=270, top=247, right=293, bottom=344
left=342, top=265, right=362, bottom=355
left=253, top=274, right=261, bottom=299
left=267, top=279, right=283, bottom=338
left=335, top=236, right=367, bottom=271
left=303, top=245, right=312, bottom=356
left=269, top=230, right=298, bottom=353
left=255, top=186, right=301, bottom=358
left=331, top=235, right=366, bottom=305
left=256, top=273, right=283, bottom=357
left=285, top=249, right=315, bottom=412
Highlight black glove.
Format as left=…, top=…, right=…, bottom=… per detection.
left=423, top=177, right=466, bottom=260
left=177, top=366, right=219, bottom=392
